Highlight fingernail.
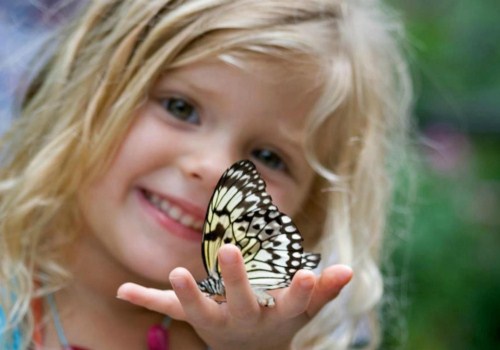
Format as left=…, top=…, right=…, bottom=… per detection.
left=300, top=277, right=315, bottom=289
left=170, top=277, right=187, bottom=290
left=116, top=283, right=130, bottom=300
left=337, top=265, right=353, bottom=283
left=219, top=245, right=238, bottom=264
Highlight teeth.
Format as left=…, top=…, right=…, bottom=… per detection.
left=160, top=200, right=170, bottom=212
left=180, top=215, right=194, bottom=226
left=149, top=193, right=161, bottom=206
left=168, top=206, right=182, bottom=220
left=144, top=190, right=203, bottom=231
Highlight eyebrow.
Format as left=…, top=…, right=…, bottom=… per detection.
left=155, top=73, right=219, bottom=98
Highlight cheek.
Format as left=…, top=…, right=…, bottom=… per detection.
left=98, top=114, right=171, bottom=187
left=270, top=185, right=310, bottom=219
left=268, top=173, right=315, bottom=218
left=77, top=174, right=119, bottom=237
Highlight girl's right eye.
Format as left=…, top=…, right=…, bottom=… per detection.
left=160, top=97, right=200, bottom=124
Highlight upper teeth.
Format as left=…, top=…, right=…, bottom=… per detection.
left=146, top=192, right=204, bottom=231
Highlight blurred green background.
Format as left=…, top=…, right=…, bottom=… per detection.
left=1, top=0, right=499, bottom=349
left=382, top=0, right=500, bottom=349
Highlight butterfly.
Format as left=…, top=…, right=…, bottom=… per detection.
left=197, top=160, right=321, bottom=307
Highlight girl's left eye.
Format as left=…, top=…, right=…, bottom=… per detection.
left=161, top=97, right=200, bottom=124
left=251, top=149, right=287, bottom=172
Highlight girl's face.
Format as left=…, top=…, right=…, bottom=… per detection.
left=78, top=59, right=319, bottom=286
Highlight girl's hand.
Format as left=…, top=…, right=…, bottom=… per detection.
left=117, top=244, right=352, bottom=350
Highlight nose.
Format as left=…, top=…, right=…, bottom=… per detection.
left=178, top=148, right=237, bottom=192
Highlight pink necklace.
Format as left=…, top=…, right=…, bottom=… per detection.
left=46, top=293, right=170, bottom=350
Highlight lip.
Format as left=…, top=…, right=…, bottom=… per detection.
left=136, top=188, right=205, bottom=242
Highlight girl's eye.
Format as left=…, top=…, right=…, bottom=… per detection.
left=161, top=97, right=199, bottom=124
left=251, top=149, right=287, bottom=171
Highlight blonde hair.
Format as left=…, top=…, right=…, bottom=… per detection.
left=0, top=0, right=412, bottom=349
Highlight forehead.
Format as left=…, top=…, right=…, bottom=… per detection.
left=161, top=56, right=323, bottom=125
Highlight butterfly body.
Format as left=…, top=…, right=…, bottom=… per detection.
left=198, top=160, right=321, bottom=306
left=197, top=276, right=226, bottom=299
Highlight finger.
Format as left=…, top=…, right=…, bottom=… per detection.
left=276, top=269, right=316, bottom=318
left=116, top=282, right=186, bottom=320
left=169, top=267, right=223, bottom=326
left=218, top=244, right=260, bottom=320
left=307, top=265, right=353, bottom=316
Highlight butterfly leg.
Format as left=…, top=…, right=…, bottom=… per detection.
left=252, top=288, right=276, bottom=307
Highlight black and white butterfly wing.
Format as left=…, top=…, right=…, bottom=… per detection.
left=198, top=160, right=321, bottom=305
left=234, top=208, right=308, bottom=289
left=202, top=160, right=275, bottom=278
left=233, top=208, right=320, bottom=306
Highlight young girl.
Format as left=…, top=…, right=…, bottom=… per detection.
left=0, top=0, right=412, bottom=349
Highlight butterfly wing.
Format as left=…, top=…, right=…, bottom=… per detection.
left=200, top=159, right=321, bottom=301
left=232, top=208, right=309, bottom=290
left=202, top=160, right=275, bottom=278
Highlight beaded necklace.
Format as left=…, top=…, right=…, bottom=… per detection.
left=33, top=294, right=171, bottom=350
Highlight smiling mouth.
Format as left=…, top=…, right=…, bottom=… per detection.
left=142, top=190, right=204, bottom=231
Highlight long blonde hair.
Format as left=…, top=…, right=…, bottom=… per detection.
left=0, top=1, right=412, bottom=349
